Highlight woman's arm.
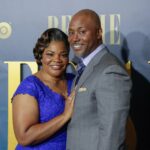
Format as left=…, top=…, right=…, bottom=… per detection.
left=12, top=91, right=75, bottom=146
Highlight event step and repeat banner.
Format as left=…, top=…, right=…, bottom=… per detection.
left=0, top=0, right=150, bottom=149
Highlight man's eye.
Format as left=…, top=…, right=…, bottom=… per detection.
left=68, top=31, right=74, bottom=36
left=79, top=30, right=86, bottom=35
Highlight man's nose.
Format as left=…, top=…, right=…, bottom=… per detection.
left=72, top=33, right=80, bottom=42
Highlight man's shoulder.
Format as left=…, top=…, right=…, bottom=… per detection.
left=98, top=49, right=124, bottom=67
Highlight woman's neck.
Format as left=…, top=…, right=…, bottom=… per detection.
left=35, top=70, right=67, bottom=96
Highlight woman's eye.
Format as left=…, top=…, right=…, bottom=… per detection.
left=46, top=53, right=53, bottom=57
left=61, top=53, right=68, bottom=58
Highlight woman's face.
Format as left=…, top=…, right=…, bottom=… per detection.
left=41, top=41, right=69, bottom=77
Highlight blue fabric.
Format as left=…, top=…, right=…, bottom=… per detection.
left=12, top=73, right=74, bottom=150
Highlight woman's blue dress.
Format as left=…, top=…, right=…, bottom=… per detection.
left=12, top=73, right=74, bottom=150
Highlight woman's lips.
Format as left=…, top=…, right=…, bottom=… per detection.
left=50, top=65, right=63, bottom=70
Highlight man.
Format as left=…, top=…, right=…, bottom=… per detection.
left=67, top=9, right=132, bottom=150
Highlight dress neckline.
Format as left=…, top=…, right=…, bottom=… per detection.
left=32, top=75, right=69, bottom=97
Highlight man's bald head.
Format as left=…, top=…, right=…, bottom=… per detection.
left=72, top=9, right=101, bottom=29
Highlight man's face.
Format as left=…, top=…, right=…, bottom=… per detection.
left=68, top=14, right=102, bottom=58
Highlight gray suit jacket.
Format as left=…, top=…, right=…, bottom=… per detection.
left=66, top=47, right=132, bottom=150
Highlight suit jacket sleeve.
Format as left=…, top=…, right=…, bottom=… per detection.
left=95, top=64, right=132, bottom=150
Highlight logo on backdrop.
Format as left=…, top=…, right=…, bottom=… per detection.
left=48, top=14, right=121, bottom=45
left=0, top=22, right=12, bottom=39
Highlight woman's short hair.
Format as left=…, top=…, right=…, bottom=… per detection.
left=33, top=28, right=70, bottom=66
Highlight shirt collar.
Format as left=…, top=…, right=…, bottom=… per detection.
left=81, top=44, right=105, bottom=66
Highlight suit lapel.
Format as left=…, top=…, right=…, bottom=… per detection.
left=76, top=48, right=108, bottom=89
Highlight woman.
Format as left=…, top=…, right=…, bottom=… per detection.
left=12, top=28, right=75, bottom=150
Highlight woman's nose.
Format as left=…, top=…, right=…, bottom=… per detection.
left=53, top=54, right=61, bottom=62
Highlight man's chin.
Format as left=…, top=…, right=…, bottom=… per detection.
left=74, top=51, right=84, bottom=58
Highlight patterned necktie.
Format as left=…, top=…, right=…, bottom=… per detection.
left=75, top=60, right=86, bottom=85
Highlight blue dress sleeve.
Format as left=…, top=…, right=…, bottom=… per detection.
left=66, top=73, right=75, bottom=95
left=12, top=75, right=39, bottom=100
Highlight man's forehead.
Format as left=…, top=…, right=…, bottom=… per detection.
left=69, top=15, right=95, bottom=29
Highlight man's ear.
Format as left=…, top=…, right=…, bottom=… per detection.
left=97, top=28, right=102, bottom=40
